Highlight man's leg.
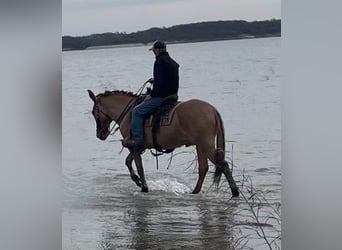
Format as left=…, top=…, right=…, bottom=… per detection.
left=130, top=97, right=163, bottom=146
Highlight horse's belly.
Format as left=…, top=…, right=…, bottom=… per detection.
left=144, top=126, right=189, bottom=149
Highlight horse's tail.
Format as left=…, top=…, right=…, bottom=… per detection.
left=213, top=109, right=226, bottom=186
left=215, top=109, right=225, bottom=154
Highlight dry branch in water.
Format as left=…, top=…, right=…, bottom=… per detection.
left=230, top=168, right=281, bottom=250
left=152, top=147, right=281, bottom=249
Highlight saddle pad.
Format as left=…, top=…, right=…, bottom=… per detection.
left=145, top=102, right=181, bottom=127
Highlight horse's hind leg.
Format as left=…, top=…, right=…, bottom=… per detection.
left=125, top=153, right=141, bottom=187
left=208, top=150, right=239, bottom=197
left=131, top=151, right=149, bottom=192
left=220, top=160, right=239, bottom=197
left=192, top=145, right=209, bottom=194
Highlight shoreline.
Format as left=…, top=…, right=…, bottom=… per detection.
left=62, top=34, right=280, bottom=52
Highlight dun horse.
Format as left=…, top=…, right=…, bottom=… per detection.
left=88, top=89, right=239, bottom=197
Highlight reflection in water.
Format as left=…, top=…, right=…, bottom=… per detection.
left=93, top=190, right=237, bottom=249
left=198, top=200, right=236, bottom=250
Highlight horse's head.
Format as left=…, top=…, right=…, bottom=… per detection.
left=88, top=89, right=112, bottom=140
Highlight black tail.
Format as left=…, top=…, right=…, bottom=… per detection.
left=215, top=110, right=225, bottom=153
left=213, top=110, right=226, bottom=187
left=214, top=150, right=240, bottom=197
left=213, top=149, right=225, bottom=187
left=213, top=110, right=239, bottom=197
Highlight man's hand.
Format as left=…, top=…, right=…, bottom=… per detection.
left=147, top=77, right=154, bottom=84
left=144, top=94, right=152, bottom=100
left=146, top=87, right=152, bottom=94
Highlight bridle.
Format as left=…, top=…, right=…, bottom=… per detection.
left=95, top=95, right=141, bottom=136
left=111, top=100, right=134, bottom=135
left=94, top=80, right=150, bottom=137
left=93, top=105, right=112, bottom=129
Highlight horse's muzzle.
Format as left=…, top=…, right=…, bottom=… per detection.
left=97, top=129, right=110, bottom=140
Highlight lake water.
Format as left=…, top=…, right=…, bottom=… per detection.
left=63, top=37, right=281, bottom=249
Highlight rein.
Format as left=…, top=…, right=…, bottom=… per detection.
left=107, top=80, right=150, bottom=136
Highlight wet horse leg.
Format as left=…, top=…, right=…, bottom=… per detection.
left=192, top=145, right=209, bottom=194
left=125, top=153, right=141, bottom=187
left=220, top=160, right=239, bottom=197
left=131, top=151, right=149, bottom=192
left=208, top=150, right=239, bottom=197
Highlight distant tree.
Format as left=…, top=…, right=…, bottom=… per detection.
left=62, top=19, right=281, bottom=51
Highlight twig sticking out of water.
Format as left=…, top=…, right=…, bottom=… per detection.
left=166, top=151, right=174, bottom=169
left=164, top=146, right=281, bottom=249
left=230, top=169, right=281, bottom=250
left=231, top=228, right=254, bottom=250
left=232, top=144, right=234, bottom=173
left=165, top=150, right=197, bottom=170
left=239, top=185, right=272, bottom=249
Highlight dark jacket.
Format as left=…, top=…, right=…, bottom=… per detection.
left=150, top=51, right=179, bottom=98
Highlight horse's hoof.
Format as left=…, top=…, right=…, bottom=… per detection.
left=141, top=187, right=149, bottom=192
left=232, top=189, right=240, bottom=197
left=132, top=175, right=142, bottom=187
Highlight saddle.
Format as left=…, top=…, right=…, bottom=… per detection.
left=145, top=94, right=179, bottom=153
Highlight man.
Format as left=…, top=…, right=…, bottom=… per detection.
left=122, top=40, right=179, bottom=149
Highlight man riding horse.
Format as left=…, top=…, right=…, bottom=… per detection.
left=121, top=40, right=179, bottom=150
left=87, top=40, right=239, bottom=196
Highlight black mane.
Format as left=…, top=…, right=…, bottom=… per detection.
left=97, top=90, right=140, bottom=98
left=96, top=90, right=145, bottom=104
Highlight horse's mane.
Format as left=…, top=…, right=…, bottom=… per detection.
left=97, top=90, right=140, bottom=98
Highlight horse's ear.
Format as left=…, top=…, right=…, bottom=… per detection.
left=88, top=89, right=96, bottom=103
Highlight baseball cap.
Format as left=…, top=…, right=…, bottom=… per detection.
left=149, top=40, right=166, bottom=50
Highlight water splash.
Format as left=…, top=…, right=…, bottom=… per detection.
left=148, top=178, right=192, bottom=194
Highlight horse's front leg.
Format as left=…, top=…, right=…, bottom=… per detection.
left=131, top=151, right=148, bottom=192
left=125, top=152, right=141, bottom=187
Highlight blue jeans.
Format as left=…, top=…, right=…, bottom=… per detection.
left=130, top=97, right=163, bottom=145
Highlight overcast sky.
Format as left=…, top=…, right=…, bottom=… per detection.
left=63, top=0, right=281, bottom=36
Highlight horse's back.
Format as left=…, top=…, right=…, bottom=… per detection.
left=148, top=98, right=219, bottom=148
left=176, top=99, right=218, bottom=117
left=173, top=99, right=218, bottom=135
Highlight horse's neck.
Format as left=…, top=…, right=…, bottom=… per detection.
left=103, top=95, right=136, bottom=122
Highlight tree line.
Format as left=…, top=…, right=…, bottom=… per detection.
left=63, top=19, right=280, bottom=51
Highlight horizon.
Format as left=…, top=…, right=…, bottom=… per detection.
left=63, top=18, right=281, bottom=37
left=63, top=0, right=281, bottom=36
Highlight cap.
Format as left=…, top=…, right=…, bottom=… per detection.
left=149, top=40, right=166, bottom=51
